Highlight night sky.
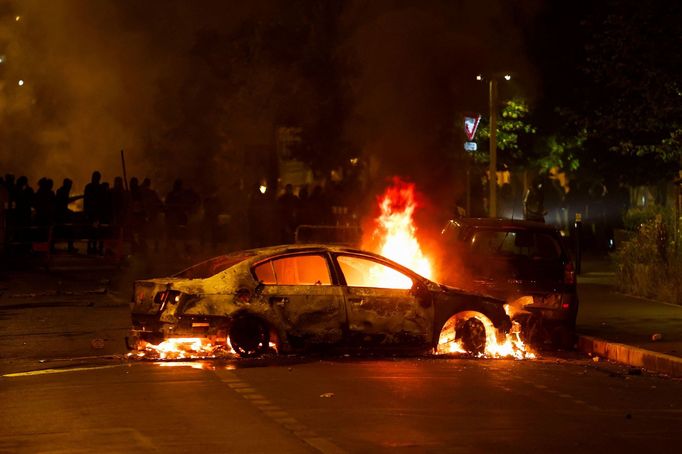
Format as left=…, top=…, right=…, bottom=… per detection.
left=0, top=0, right=678, bottom=201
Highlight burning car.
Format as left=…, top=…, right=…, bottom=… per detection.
left=440, top=218, right=578, bottom=349
left=128, top=244, right=517, bottom=358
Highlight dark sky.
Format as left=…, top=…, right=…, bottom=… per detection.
left=0, top=0, right=568, bottom=194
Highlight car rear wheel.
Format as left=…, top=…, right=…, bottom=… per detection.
left=459, top=318, right=487, bottom=355
left=229, top=317, right=270, bottom=358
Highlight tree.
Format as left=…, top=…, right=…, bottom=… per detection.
left=563, top=0, right=682, bottom=184
left=473, top=98, right=538, bottom=170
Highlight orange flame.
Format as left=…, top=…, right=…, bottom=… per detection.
left=365, top=178, right=433, bottom=281
left=365, top=178, right=535, bottom=359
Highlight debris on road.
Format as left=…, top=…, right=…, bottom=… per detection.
left=320, top=392, right=335, bottom=398
left=651, top=333, right=663, bottom=341
left=91, top=338, right=106, bottom=349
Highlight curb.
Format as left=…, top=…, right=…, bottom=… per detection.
left=577, top=335, right=682, bottom=378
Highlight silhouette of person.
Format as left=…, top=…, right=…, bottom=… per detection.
left=524, top=176, right=546, bottom=222
left=84, top=171, right=102, bottom=254
left=55, top=178, right=79, bottom=253
left=277, top=184, right=299, bottom=243
left=33, top=178, right=56, bottom=227
left=140, top=178, right=163, bottom=253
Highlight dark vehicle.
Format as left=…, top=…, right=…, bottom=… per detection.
left=129, top=244, right=511, bottom=357
left=440, top=218, right=578, bottom=348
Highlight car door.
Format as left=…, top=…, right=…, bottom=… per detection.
left=252, top=252, right=345, bottom=346
left=334, top=253, right=433, bottom=347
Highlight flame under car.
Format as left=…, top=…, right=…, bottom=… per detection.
left=440, top=218, right=579, bottom=349
left=129, top=244, right=512, bottom=358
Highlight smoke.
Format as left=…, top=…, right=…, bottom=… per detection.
left=0, top=0, right=263, bottom=192
left=339, top=0, right=541, bottom=213
left=0, top=0, right=539, bottom=202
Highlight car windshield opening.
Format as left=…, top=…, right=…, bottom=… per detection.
left=471, top=230, right=561, bottom=259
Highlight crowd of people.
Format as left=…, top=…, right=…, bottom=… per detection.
left=0, top=171, right=210, bottom=256
left=0, top=171, right=358, bottom=258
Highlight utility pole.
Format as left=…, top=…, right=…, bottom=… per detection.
left=489, top=79, right=497, bottom=218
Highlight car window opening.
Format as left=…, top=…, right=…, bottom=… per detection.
left=254, top=254, right=331, bottom=286
left=337, top=255, right=413, bottom=289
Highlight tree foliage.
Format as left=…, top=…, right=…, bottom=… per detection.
left=563, top=0, right=682, bottom=183
left=474, top=98, right=537, bottom=169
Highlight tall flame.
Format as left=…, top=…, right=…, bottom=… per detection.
left=365, top=178, right=535, bottom=359
left=368, top=178, right=433, bottom=280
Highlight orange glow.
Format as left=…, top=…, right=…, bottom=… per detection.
left=129, top=337, right=235, bottom=360
left=363, top=177, right=535, bottom=359
left=436, top=313, right=536, bottom=359
left=364, top=178, right=433, bottom=288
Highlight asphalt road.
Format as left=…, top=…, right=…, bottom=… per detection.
left=2, top=262, right=682, bottom=453
left=2, top=355, right=681, bottom=453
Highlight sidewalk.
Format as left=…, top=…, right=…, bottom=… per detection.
left=576, top=256, right=682, bottom=377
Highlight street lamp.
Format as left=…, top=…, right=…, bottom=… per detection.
left=477, top=73, right=511, bottom=217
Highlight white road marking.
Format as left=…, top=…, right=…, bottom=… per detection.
left=3, top=364, right=121, bottom=377
left=218, top=371, right=347, bottom=453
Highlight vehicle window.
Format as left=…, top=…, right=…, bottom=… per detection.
left=534, top=233, right=562, bottom=259
left=254, top=254, right=331, bottom=286
left=174, top=252, right=255, bottom=279
left=253, top=261, right=276, bottom=284
left=470, top=230, right=561, bottom=259
left=337, top=255, right=413, bottom=290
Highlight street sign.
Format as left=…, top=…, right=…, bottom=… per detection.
left=464, top=141, right=477, bottom=151
left=464, top=115, right=481, bottom=141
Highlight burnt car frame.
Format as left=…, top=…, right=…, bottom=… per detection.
left=440, top=218, right=578, bottom=348
left=129, top=244, right=511, bottom=357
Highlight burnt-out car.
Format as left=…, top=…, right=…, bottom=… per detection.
left=129, top=244, right=511, bottom=357
left=440, top=218, right=578, bottom=348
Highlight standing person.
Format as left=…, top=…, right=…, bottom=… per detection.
left=84, top=171, right=102, bottom=254
left=140, top=178, right=163, bottom=253
left=33, top=178, right=56, bottom=227
left=14, top=176, right=34, bottom=230
left=277, top=184, right=299, bottom=243
left=110, top=177, right=129, bottom=230
left=164, top=179, right=188, bottom=254
left=523, top=176, right=546, bottom=223
left=55, top=178, right=79, bottom=253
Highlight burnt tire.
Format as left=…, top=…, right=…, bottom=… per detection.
left=229, top=317, right=270, bottom=358
left=459, top=318, right=487, bottom=355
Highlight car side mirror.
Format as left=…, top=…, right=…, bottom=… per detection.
left=254, top=281, right=265, bottom=296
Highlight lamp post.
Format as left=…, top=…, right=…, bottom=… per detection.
left=488, top=78, right=497, bottom=218
left=477, top=73, right=511, bottom=218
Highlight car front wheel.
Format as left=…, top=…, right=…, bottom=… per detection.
left=459, top=318, right=487, bottom=355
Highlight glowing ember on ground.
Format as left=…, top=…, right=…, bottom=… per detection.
left=365, top=178, right=433, bottom=284
left=128, top=337, right=235, bottom=360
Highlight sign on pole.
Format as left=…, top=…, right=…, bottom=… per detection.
left=464, top=115, right=481, bottom=141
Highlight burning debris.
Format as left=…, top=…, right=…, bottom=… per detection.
left=128, top=338, right=235, bottom=360
left=128, top=337, right=279, bottom=361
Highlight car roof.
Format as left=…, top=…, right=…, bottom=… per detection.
left=237, top=243, right=429, bottom=280
left=445, top=217, right=560, bottom=232
left=240, top=243, right=376, bottom=257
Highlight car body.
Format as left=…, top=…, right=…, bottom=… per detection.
left=440, top=218, right=578, bottom=348
left=129, top=244, right=511, bottom=357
